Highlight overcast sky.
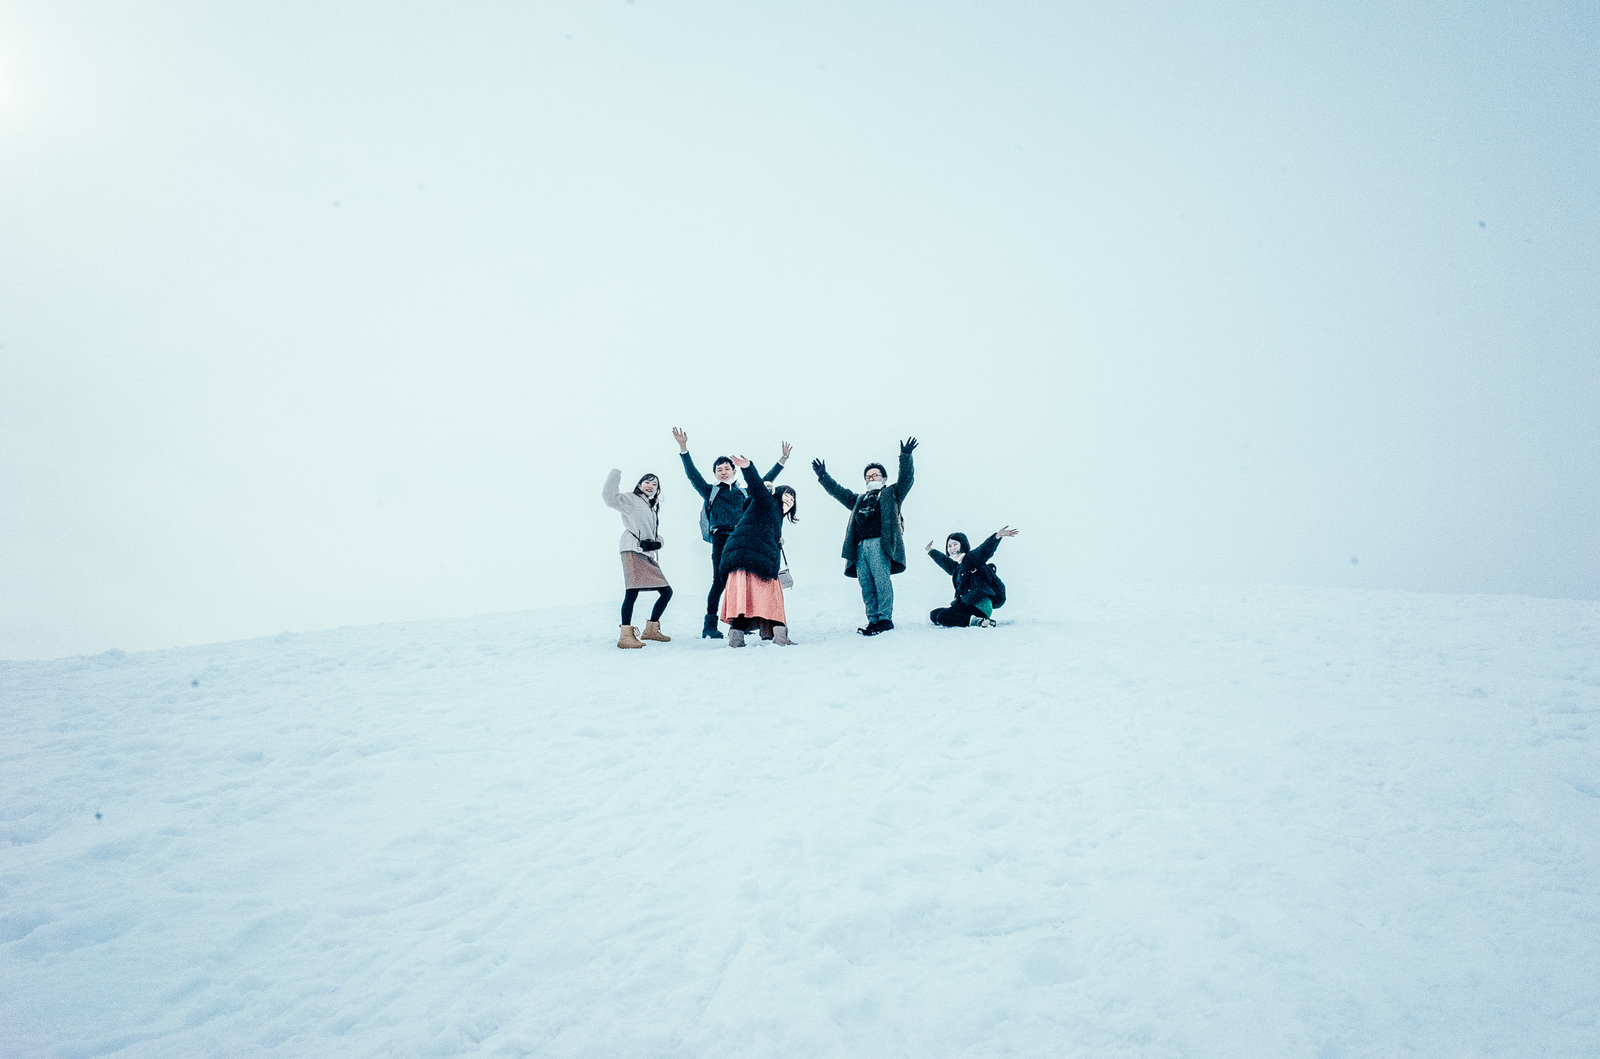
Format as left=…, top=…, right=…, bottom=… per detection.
left=2, top=0, right=1596, bottom=660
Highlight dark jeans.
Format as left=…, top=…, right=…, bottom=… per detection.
left=705, top=530, right=732, bottom=616
left=931, top=601, right=984, bottom=627
left=622, top=586, right=672, bottom=625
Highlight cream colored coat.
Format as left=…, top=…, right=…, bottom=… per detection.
left=602, top=469, right=662, bottom=555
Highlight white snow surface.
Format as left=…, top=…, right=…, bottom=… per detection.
left=4, top=582, right=1599, bottom=1057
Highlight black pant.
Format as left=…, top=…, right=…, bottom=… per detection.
left=705, top=530, right=732, bottom=616
left=622, top=586, right=672, bottom=626
left=931, top=601, right=984, bottom=627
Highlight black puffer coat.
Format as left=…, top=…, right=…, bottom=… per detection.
left=718, top=464, right=782, bottom=580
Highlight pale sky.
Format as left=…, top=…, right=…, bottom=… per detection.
left=2, top=0, right=1596, bottom=659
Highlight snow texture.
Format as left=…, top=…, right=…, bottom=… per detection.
left=3, top=582, right=1599, bottom=1057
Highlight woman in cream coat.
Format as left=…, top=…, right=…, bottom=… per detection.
left=603, top=468, right=674, bottom=649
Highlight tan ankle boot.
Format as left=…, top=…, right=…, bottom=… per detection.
left=618, top=625, right=644, bottom=649
left=641, top=620, right=671, bottom=642
left=771, top=625, right=794, bottom=645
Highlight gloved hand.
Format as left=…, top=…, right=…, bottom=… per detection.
left=811, top=458, right=827, bottom=477
left=900, top=437, right=918, bottom=454
left=639, top=539, right=663, bottom=552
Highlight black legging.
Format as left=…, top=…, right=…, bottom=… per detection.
left=930, top=601, right=985, bottom=627
left=622, top=586, right=672, bottom=626
left=704, top=530, right=732, bottom=617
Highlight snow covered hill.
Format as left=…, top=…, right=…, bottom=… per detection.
left=4, top=583, right=1598, bottom=1057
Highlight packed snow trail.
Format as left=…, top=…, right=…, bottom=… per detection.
left=3, top=584, right=1598, bottom=1056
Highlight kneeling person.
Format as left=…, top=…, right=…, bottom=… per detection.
left=927, top=526, right=1017, bottom=627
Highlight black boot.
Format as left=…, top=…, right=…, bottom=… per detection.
left=702, top=613, right=724, bottom=639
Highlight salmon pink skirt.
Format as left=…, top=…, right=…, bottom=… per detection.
left=720, top=570, right=786, bottom=625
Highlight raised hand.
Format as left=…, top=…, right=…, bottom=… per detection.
left=811, top=457, right=827, bottom=477
left=996, top=526, right=1019, bottom=538
left=672, top=427, right=688, bottom=453
left=900, top=436, right=919, bottom=454
left=781, top=441, right=793, bottom=462
left=926, top=540, right=936, bottom=552
left=732, top=454, right=751, bottom=468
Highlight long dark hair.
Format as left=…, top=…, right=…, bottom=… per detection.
left=633, top=474, right=660, bottom=509
left=773, top=484, right=799, bottom=523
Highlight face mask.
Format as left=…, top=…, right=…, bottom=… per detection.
left=865, top=479, right=885, bottom=491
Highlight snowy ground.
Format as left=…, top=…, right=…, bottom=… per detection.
left=4, top=582, right=1599, bottom=1057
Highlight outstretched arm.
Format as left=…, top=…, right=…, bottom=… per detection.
left=927, top=547, right=958, bottom=576
left=602, top=468, right=625, bottom=510
left=762, top=441, right=791, bottom=483
left=678, top=450, right=712, bottom=500
left=812, top=458, right=859, bottom=509
left=893, top=437, right=916, bottom=500
left=970, top=527, right=1017, bottom=564
left=737, top=459, right=777, bottom=518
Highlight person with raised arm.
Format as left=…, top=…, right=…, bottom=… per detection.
left=602, top=469, right=673, bottom=649
left=716, top=455, right=800, bottom=647
left=811, top=437, right=917, bottom=636
left=926, top=526, right=1018, bottom=628
left=673, top=427, right=789, bottom=639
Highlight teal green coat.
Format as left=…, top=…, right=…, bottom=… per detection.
left=815, top=449, right=915, bottom=578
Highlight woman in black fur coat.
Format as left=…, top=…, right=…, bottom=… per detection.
left=718, top=455, right=799, bottom=647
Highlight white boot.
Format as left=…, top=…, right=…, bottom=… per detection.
left=771, top=625, right=794, bottom=646
left=728, top=627, right=746, bottom=648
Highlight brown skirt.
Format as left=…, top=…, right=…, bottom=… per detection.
left=621, top=551, right=670, bottom=590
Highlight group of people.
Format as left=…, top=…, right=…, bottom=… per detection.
left=601, top=429, right=1017, bottom=649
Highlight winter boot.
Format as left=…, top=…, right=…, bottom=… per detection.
left=618, top=625, right=644, bottom=649
left=701, top=614, right=724, bottom=639
left=641, top=620, right=671, bottom=642
left=728, top=627, right=746, bottom=648
left=771, top=625, right=795, bottom=646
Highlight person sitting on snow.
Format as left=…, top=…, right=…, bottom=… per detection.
left=925, top=526, right=1017, bottom=627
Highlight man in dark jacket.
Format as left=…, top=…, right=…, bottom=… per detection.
left=812, top=437, right=916, bottom=635
left=673, top=427, right=789, bottom=638
left=926, top=527, right=1018, bottom=627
